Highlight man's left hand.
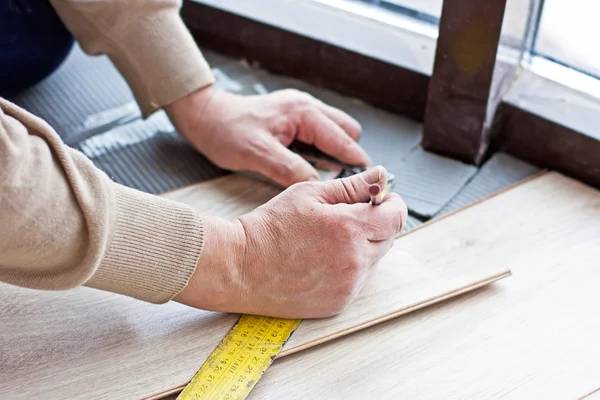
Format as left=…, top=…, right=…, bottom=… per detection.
left=165, top=85, right=372, bottom=187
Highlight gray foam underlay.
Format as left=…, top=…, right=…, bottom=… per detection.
left=77, top=111, right=226, bottom=194
left=405, top=215, right=423, bottom=231
left=9, top=45, right=136, bottom=143
left=393, top=147, right=478, bottom=219
left=254, top=73, right=423, bottom=165
left=9, top=45, right=479, bottom=216
left=201, top=49, right=239, bottom=68
left=252, top=73, right=479, bottom=218
left=435, top=153, right=541, bottom=217
left=212, top=68, right=264, bottom=96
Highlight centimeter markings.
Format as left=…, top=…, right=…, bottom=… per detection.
left=177, top=315, right=302, bottom=400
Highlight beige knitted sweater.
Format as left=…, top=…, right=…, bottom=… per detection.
left=0, top=0, right=215, bottom=303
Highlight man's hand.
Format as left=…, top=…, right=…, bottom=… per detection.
left=174, top=167, right=408, bottom=319
left=165, top=85, right=372, bottom=187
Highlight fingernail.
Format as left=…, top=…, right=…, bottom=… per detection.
left=363, top=165, right=387, bottom=185
left=369, top=185, right=380, bottom=195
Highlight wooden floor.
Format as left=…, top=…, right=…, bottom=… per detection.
left=248, top=171, right=600, bottom=399
left=155, top=169, right=600, bottom=399
left=0, top=174, right=509, bottom=400
left=4, top=169, right=600, bottom=399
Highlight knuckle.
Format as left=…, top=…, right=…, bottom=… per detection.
left=276, top=162, right=296, bottom=181
left=289, top=180, right=312, bottom=192
left=353, top=122, right=363, bottom=138
left=279, top=89, right=314, bottom=108
left=340, top=250, right=363, bottom=281
left=292, top=90, right=314, bottom=104
left=339, top=177, right=361, bottom=202
left=339, top=217, right=361, bottom=241
left=243, top=137, right=270, bottom=157
left=300, top=104, right=320, bottom=120
left=342, top=135, right=355, bottom=150
left=288, top=181, right=319, bottom=200
left=280, top=88, right=302, bottom=97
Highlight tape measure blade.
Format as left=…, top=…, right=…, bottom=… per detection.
left=177, top=315, right=301, bottom=400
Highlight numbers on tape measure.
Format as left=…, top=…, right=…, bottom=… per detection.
left=177, top=315, right=301, bottom=400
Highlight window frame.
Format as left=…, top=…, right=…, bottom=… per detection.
left=182, top=0, right=600, bottom=189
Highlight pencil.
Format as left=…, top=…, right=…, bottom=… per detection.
left=369, top=165, right=391, bottom=205
left=370, top=184, right=391, bottom=205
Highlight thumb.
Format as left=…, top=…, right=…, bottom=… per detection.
left=253, top=140, right=320, bottom=187
left=317, top=165, right=388, bottom=204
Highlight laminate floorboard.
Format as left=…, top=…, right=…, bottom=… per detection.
left=247, top=172, right=600, bottom=399
left=0, top=174, right=511, bottom=400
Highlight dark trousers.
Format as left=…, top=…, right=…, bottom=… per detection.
left=0, top=0, right=74, bottom=97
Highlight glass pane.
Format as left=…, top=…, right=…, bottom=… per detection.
left=363, top=0, right=531, bottom=45
left=535, top=0, right=600, bottom=77
left=502, top=0, right=532, bottom=46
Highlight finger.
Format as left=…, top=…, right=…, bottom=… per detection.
left=250, top=139, right=320, bottom=187
left=332, top=191, right=407, bottom=240
left=318, top=165, right=388, bottom=204
left=313, top=99, right=362, bottom=142
left=368, top=192, right=408, bottom=240
left=366, top=236, right=395, bottom=265
left=366, top=166, right=389, bottom=205
left=297, top=108, right=372, bottom=166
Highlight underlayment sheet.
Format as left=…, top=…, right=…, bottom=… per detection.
left=405, top=214, right=423, bottom=230
left=255, top=73, right=423, bottom=164
left=0, top=174, right=510, bottom=400
left=436, top=153, right=541, bottom=216
left=8, top=46, right=237, bottom=145
left=393, top=147, right=478, bottom=218
left=255, top=73, right=478, bottom=217
left=7, top=45, right=475, bottom=218
left=77, top=110, right=225, bottom=194
left=9, top=45, right=135, bottom=144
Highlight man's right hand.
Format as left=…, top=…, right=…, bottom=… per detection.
left=174, top=166, right=408, bottom=319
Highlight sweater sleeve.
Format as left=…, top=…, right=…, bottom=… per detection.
left=0, top=97, right=203, bottom=304
left=48, top=0, right=215, bottom=118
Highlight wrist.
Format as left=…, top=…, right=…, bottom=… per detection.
left=164, top=84, right=217, bottom=141
left=173, top=216, right=247, bottom=312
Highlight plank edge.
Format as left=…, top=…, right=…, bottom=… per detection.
left=395, top=169, right=549, bottom=239
left=144, top=169, right=546, bottom=400
left=278, top=270, right=512, bottom=358
left=145, top=270, right=511, bottom=400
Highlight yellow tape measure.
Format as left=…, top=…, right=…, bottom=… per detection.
left=177, top=315, right=301, bottom=400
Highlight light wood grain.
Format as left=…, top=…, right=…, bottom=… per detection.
left=246, top=171, right=600, bottom=399
left=581, top=388, right=600, bottom=400
left=160, top=174, right=282, bottom=218
left=0, top=174, right=510, bottom=400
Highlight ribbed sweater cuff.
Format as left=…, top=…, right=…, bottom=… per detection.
left=86, top=184, right=203, bottom=304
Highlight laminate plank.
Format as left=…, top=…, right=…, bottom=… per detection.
left=578, top=388, right=600, bottom=400
left=582, top=388, right=600, bottom=400
left=247, top=171, right=600, bottom=399
left=0, top=174, right=511, bottom=400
